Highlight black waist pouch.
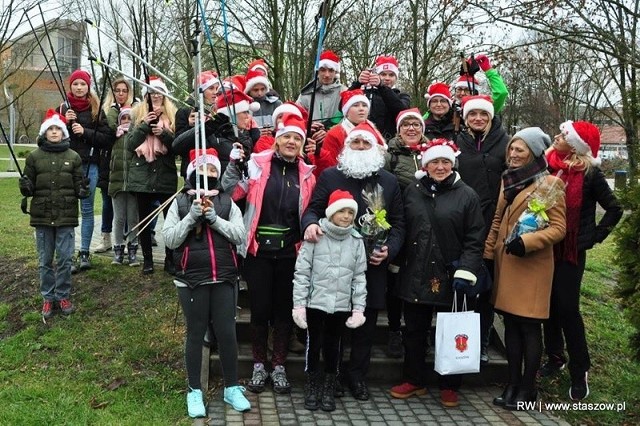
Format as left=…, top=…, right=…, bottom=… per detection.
left=256, top=224, right=291, bottom=252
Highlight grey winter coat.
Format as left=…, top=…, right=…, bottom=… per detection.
left=296, top=81, right=347, bottom=128
left=292, top=218, right=367, bottom=313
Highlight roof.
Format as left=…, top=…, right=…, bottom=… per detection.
left=600, top=125, right=626, bottom=145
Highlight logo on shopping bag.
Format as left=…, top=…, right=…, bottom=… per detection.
left=455, top=334, right=468, bottom=352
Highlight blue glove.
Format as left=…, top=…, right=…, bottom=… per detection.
left=189, top=200, right=203, bottom=220
left=204, top=204, right=217, bottom=224
left=452, top=278, right=473, bottom=293
left=505, top=237, right=526, bottom=257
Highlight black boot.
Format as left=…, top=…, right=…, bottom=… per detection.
left=127, top=243, right=140, bottom=267
left=142, top=252, right=154, bottom=275
left=321, top=373, right=337, bottom=412
left=506, top=387, right=538, bottom=410
left=493, top=384, right=518, bottom=407
left=334, top=373, right=344, bottom=398
left=78, top=250, right=91, bottom=270
left=112, top=245, right=125, bottom=265
left=303, top=371, right=321, bottom=411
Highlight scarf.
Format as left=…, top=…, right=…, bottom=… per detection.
left=547, top=149, right=583, bottom=264
left=422, top=171, right=456, bottom=194
left=186, top=188, right=220, bottom=198
left=319, top=217, right=354, bottom=241
left=115, top=123, right=130, bottom=138
left=66, top=93, right=91, bottom=112
left=135, top=115, right=170, bottom=162
left=40, top=139, right=70, bottom=152
left=502, top=155, right=549, bottom=204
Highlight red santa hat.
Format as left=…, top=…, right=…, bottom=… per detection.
left=424, top=81, right=453, bottom=106
left=396, top=108, right=424, bottom=133
left=198, top=71, right=220, bottom=92
left=69, top=69, right=92, bottom=88
left=186, top=148, right=222, bottom=178
left=414, top=138, right=460, bottom=179
left=462, top=95, right=494, bottom=120
left=345, top=121, right=385, bottom=148
left=142, top=76, right=169, bottom=97
left=275, top=112, right=307, bottom=140
left=340, top=89, right=370, bottom=116
left=244, top=69, right=271, bottom=94
left=374, top=55, right=399, bottom=77
left=39, top=109, right=69, bottom=139
left=247, top=58, right=269, bottom=75
left=216, top=90, right=260, bottom=117
left=272, top=101, right=308, bottom=125
left=453, top=74, right=479, bottom=90
left=325, top=189, right=358, bottom=220
left=559, top=120, right=601, bottom=166
left=221, top=74, right=247, bottom=93
left=318, top=50, right=340, bottom=73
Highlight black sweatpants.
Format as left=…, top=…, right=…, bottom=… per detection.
left=305, top=308, right=349, bottom=374
left=177, top=281, right=238, bottom=389
left=135, top=192, right=173, bottom=260
left=544, top=250, right=590, bottom=381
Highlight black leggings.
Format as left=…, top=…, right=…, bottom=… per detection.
left=177, top=282, right=238, bottom=389
left=503, top=313, right=542, bottom=390
left=135, top=192, right=173, bottom=260
left=305, top=308, right=349, bottom=374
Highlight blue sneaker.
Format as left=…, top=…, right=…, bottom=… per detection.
left=224, top=385, right=251, bottom=412
left=186, top=388, right=206, bottom=418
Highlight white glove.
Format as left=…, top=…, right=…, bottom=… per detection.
left=292, top=307, right=307, bottom=329
left=229, top=146, right=243, bottom=161
left=345, top=310, right=366, bottom=329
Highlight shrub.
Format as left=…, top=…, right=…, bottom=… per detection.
left=600, top=158, right=629, bottom=178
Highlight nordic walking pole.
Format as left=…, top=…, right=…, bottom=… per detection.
left=0, top=121, right=23, bottom=176
left=308, top=0, right=330, bottom=156
left=124, top=189, right=181, bottom=238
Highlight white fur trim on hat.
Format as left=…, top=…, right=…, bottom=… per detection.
left=375, top=62, right=399, bottom=77
left=40, top=114, right=69, bottom=139
left=186, top=154, right=221, bottom=178
left=325, top=198, right=358, bottom=219
left=341, top=94, right=370, bottom=116
left=218, top=100, right=260, bottom=117
left=200, top=77, right=220, bottom=92
left=142, top=79, right=169, bottom=97
left=421, top=144, right=458, bottom=166
left=272, top=104, right=302, bottom=124
left=396, top=111, right=424, bottom=132
left=275, top=124, right=305, bottom=140
left=244, top=75, right=270, bottom=94
left=318, top=58, right=340, bottom=73
left=345, top=129, right=377, bottom=147
left=463, top=98, right=494, bottom=120
left=559, top=121, right=590, bottom=156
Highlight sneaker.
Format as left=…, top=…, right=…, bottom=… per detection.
left=58, top=299, right=75, bottom=315
left=440, top=389, right=459, bottom=408
left=224, top=385, right=251, bottom=412
left=247, top=363, right=269, bottom=393
left=271, top=365, right=291, bottom=394
left=186, top=388, right=206, bottom=418
left=78, top=251, right=91, bottom=270
left=538, top=354, right=566, bottom=378
left=41, top=300, right=54, bottom=319
left=386, top=330, right=404, bottom=358
left=390, top=382, right=427, bottom=399
left=569, top=372, right=589, bottom=401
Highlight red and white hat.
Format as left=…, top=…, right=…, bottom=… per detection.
left=244, top=69, right=271, bottom=94
left=559, top=120, right=601, bottom=165
left=318, top=50, right=340, bottom=72
left=216, top=90, right=260, bottom=117
left=272, top=101, right=308, bottom=125
left=424, top=81, right=452, bottom=106
left=275, top=112, right=306, bottom=140
left=221, top=74, right=247, bottom=93
left=142, top=76, right=169, bottom=97
left=40, top=109, right=69, bottom=139
left=325, top=189, right=358, bottom=219
left=396, top=108, right=424, bottom=132
left=198, top=71, right=220, bottom=92
left=414, top=138, right=460, bottom=179
left=69, top=69, right=92, bottom=87
left=374, top=55, right=399, bottom=77
left=453, top=74, right=479, bottom=90
left=462, top=95, right=494, bottom=120
left=247, top=58, right=268, bottom=75
left=186, top=148, right=222, bottom=178
left=340, top=89, right=370, bottom=116
left=345, top=121, right=385, bottom=148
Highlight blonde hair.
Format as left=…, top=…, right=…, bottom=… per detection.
left=131, top=95, right=178, bottom=132
left=102, top=78, right=133, bottom=114
left=560, top=150, right=593, bottom=174
left=274, top=132, right=305, bottom=157
left=465, top=115, right=492, bottom=140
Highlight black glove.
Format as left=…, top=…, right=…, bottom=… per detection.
left=218, top=122, right=237, bottom=141
left=19, top=176, right=34, bottom=197
left=452, top=278, right=473, bottom=293
left=505, top=237, right=526, bottom=257
left=204, top=113, right=230, bottom=136
left=483, top=258, right=495, bottom=280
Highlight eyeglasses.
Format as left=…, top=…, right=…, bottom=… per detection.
left=401, top=122, right=422, bottom=129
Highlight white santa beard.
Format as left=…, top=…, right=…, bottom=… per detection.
left=337, top=146, right=385, bottom=179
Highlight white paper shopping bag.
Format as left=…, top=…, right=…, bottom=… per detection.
left=434, top=295, right=480, bottom=375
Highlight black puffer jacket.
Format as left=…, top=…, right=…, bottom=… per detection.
left=456, top=117, right=510, bottom=235
left=423, top=111, right=457, bottom=141
left=349, top=81, right=410, bottom=140
left=55, top=104, right=114, bottom=164
left=576, top=167, right=622, bottom=250
left=301, top=167, right=405, bottom=310
left=398, top=173, right=485, bottom=306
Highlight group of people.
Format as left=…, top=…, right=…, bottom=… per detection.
left=18, top=50, right=623, bottom=419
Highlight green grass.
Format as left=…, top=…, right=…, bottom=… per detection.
left=539, top=237, right=640, bottom=425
